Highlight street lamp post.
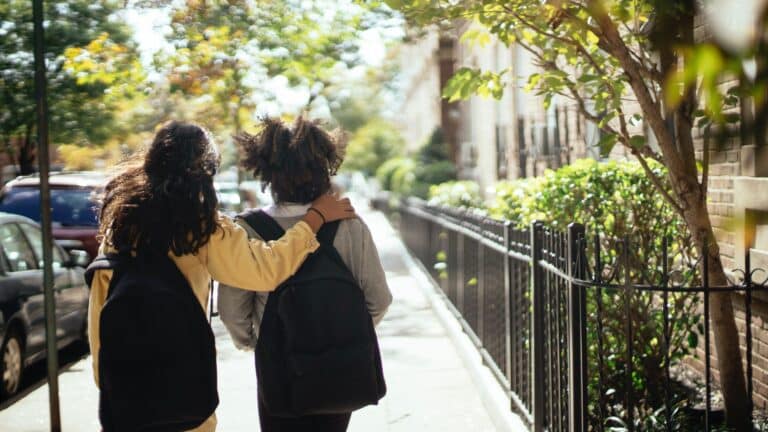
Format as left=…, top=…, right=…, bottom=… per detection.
left=32, top=0, right=62, bottom=430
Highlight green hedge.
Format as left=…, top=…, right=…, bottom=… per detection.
left=427, top=180, right=484, bottom=209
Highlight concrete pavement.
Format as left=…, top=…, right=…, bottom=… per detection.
left=0, top=209, right=514, bottom=431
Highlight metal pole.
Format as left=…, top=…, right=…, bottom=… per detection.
left=530, top=221, right=545, bottom=432
left=32, top=0, right=61, bottom=430
left=567, top=223, right=587, bottom=432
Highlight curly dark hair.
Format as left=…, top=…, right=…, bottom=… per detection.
left=236, top=117, right=345, bottom=204
left=98, top=121, right=221, bottom=256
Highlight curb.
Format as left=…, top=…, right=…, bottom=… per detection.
left=392, top=233, right=529, bottom=432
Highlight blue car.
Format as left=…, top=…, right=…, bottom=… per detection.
left=0, top=212, right=90, bottom=398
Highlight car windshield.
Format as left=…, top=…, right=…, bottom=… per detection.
left=0, top=187, right=99, bottom=227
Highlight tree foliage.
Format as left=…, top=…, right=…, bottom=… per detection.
left=0, top=0, right=143, bottom=173
left=162, top=0, right=370, bottom=136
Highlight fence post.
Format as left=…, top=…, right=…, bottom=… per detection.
left=503, top=221, right=512, bottom=386
left=457, top=213, right=466, bottom=315
left=478, top=217, right=485, bottom=348
left=531, top=221, right=545, bottom=432
left=567, top=223, right=588, bottom=432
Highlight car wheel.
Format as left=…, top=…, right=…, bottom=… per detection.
left=1, top=331, right=23, bottom=398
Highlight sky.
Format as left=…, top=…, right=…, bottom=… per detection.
left=122, top=4, right=398, bottom=117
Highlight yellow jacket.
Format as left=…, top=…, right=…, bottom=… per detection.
left=87, top=214, right=319, bottom=432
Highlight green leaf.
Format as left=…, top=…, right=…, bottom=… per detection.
left=687, top=332, right=698, bottom=349
left=597, top=133, right=618, bottom=157
left=629, top=135, right=646, bottom=149
left=460, top=25, right=492, bottom=48
left=525, top=73, right=541, bottom=92
left=543, top=93, right=553, bottom=110
left=586, top=30, right=600, bottom=45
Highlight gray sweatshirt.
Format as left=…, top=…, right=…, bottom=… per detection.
left=218, top=203, right=392, bottom=350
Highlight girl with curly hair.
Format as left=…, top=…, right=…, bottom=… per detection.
left=218, top=117, right=392, bottom=432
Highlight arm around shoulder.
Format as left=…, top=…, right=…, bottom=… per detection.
left=206, top=215, right=320, bottom=292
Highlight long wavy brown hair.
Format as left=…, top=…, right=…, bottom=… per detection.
left=236, top=117, right=346, bottom=204
left=99, top=121, right=221, bottom=256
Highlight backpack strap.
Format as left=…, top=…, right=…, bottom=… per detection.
left=316, top=221, right=340, bottom=246
left=84, top=253, right=124, bottom=287
left=238, top=210, right=286, bottom=242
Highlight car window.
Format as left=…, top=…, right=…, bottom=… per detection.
left=0, top=187, right=99, bottom=227
left=0, top=223, right=38, bottom=272
left=18, top=223, right=64, bottom=269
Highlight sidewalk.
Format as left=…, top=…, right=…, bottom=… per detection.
left=0, top=208, right=510, bottom=431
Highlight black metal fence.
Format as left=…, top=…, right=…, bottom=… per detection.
left=379, top=196, right=768, bottom=432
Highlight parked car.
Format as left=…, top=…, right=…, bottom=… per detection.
left=0, top=212, right=90, bottom=398
left=0, top=172, right=105, bottom=260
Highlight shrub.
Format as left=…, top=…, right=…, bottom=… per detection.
left=343, top=120, right=404, bottom=176
left=375, top=126, right=458, bottom=198
left=411, top=160, right=457, bottom=199
left=482, top=159, right=700, bottom=424
left=428, top=180, right=484, bottom=208
left=489, top=159, right=693, bottom=280
left=375, top=157, right=411, bottom=192
left=419, top=127, right=451, bottom=163
left=389, top=158, right=417, bottom=195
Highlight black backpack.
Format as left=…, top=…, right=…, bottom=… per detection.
left=85, top=252, right=218, bottom=432
left=240, top=210, right=386, bottom=417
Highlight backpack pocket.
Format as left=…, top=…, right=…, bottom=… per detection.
left=287, top=343, right=381, bottom=415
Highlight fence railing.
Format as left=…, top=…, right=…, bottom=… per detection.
left=376, top=196, right=768, bottom=432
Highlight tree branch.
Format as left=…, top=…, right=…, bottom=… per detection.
left=630, top=149, right=685, bottom=215
left=587, top=0, right=687, bottom=177
left=505, top=5, right=610, bottom=78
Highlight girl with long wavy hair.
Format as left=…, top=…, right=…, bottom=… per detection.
left=88, top=121, right=355, bottom=432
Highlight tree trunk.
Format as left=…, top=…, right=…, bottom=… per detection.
left=598, top=3, right=753, bottom=424
left=678, top=185, right=751, bottom=431
left=18, top=124, right=36, bottom=175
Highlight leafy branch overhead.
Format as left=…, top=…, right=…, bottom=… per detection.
left=162, top=0, right=371, bottom=131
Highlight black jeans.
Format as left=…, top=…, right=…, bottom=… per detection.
left=258, top=398, right=352, bottom=432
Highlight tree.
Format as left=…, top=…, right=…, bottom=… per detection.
left=387, top=0, right=759, bottom=429
left=160, top=0, right=375, bottom=185
left=0, top=0, right=142, bottom=174
left=330, top=55, right=402, bottom=133
left=163, top=0, right=370, bottom=136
